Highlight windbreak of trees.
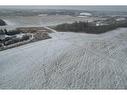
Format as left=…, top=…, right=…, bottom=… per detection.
left=54, top=21, right=127, bottom=34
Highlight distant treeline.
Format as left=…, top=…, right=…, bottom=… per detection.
left=54, top=21, right=127, bottom=34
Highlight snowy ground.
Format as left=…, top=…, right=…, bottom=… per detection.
left=0, top=28, right=127, bottom=89
left=0, top=15, right=106, bottom=30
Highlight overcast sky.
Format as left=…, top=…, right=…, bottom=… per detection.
left=0, top=6, right=127, bottom=12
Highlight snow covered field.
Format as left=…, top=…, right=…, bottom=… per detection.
left=0, top=15, right=106, bottom=30
left=0, top=28, right=127, bottom=89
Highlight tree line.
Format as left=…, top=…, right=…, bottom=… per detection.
left=54, top=21, right=127, bottom=34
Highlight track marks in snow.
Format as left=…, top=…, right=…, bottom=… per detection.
left=1, top=28, right=127, bottom=89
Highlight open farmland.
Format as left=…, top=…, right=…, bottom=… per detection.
left=0, top=28, right=127, bottom=89
left=0, top=15, right=106, bottom=29
left=1, top=6, right=127, bottom=89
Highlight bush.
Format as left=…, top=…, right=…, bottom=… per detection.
left=0, top=29, right=5, bottom=35
left=4, top=38, right=20, bottom=46
left=20, top=35, right=30, bottom=41
left=3, top=37, right=12, bottom=42
left=0, top=19, right=6, bottom=26
left=0, top=43, right=2, bottom=47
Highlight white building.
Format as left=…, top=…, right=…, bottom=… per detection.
left=79, top=12, right=92, bottom=16
left=116, top=18, right=126, bottom=21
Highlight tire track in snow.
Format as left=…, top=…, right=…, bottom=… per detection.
left=1, top=28, right=127, bottom=89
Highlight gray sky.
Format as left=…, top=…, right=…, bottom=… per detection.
left=0, top=6, right=127, bottom=12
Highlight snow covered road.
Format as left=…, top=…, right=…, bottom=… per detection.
left=0, top=28, right=127, bottom=89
